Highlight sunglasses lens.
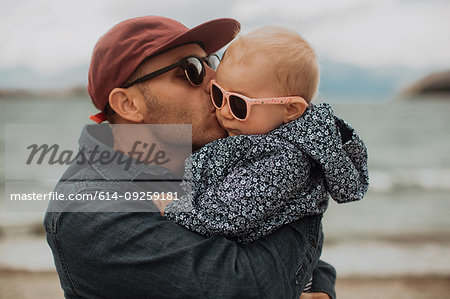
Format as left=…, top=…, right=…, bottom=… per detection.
left=185, top=57, right=204, bottom=85
left=229, top=95, right=247, bottom=120
left=206, top=54, right=220, bottom=71
left=211, top=84, right=223, bottom=108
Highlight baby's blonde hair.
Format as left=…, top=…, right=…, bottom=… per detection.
left=223, top=26, right=319, bottom=103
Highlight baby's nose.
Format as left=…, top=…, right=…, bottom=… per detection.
left=218, top=101, right=234, bottom=120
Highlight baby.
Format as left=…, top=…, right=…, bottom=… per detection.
left=165, top=27, right=369, bottom=290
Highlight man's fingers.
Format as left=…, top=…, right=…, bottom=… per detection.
left=299, top=292, right=331, bottom=299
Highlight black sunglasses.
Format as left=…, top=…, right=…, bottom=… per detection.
left=122, top=54, right=220, bottom=88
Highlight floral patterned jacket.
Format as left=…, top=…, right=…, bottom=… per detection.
left=165, top=103, right=369, bottom=244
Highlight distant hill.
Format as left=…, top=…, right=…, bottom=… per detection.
left=0, top=60, right=430, bottom=101
left=0, top=86, right=88, bottom=98
left=402, top=70, right=450, bottom=96
left=0, top=65, right=88, bottom=90
left=318, top=59, right=403, bottom=101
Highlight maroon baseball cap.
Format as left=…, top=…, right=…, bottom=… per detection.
left=87, top=16, right=240, bottom=122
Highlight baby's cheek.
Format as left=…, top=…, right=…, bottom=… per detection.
left=259, top=114, right=285, bottom=133
left=241, top=121, right=274, bottom=135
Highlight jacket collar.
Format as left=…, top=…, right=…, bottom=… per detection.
left=78, top=124, right=175, bottom=181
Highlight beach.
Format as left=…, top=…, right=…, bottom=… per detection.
left=1, top=228, right=449, bottom=298
left=1, top=270, right=449, bottom=299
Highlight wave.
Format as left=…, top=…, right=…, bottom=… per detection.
left=322, top=238, right=450, bottom=277
left=368, top=169, right=450, bottom=192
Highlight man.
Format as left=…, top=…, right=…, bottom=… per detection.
left=44, top=16, right=336, bottom=298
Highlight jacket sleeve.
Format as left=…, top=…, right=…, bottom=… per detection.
left=308, top=260, right=337, bottom=299
left=165, top=137, right=311, bottom=243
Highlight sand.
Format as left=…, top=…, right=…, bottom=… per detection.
left=0, top=270, right=449, bottom=299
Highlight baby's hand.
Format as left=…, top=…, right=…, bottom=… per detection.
left=152, top=193, right=175, bottom=216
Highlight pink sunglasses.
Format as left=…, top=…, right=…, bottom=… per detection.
left=210, top=80, right=306, bottom=121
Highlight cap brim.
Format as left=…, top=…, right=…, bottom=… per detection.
left=152, top=18, right=241, bottom=57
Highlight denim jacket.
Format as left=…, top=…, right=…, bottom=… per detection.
left=44, top=124, right=336, bottom=299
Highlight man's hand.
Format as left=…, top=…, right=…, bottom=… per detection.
left=299, top=292, right=331, bottom=299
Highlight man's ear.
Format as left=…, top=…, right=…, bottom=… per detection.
left=109, top=88, right=145, bottom=123
left=283, top=99, right=308, bottom=123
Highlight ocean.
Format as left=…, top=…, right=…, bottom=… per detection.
left=0, top=95, right=449, bottom=276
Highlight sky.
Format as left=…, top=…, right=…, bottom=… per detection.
left=0, top=0, right=449, bottom=75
